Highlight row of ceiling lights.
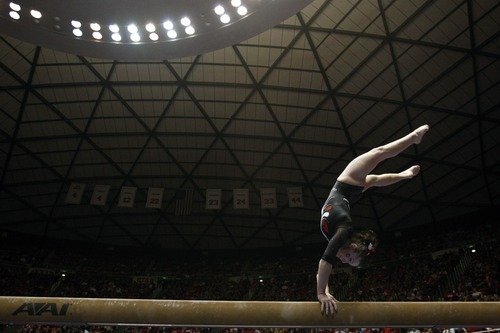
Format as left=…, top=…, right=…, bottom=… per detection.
left=7, top=0, right=249, bottom=43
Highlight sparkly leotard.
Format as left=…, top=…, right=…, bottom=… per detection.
left=320, top=181, right=364, bottom=263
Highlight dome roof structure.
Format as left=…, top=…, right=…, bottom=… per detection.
left=0, top=0, right=498, bottom=251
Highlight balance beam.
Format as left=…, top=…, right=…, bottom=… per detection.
left=0, top=297, right=499, bottom=328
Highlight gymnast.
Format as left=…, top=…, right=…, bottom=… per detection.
left=317, top=124, right=430, bottom=316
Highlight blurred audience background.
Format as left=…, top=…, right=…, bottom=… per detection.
left=1, top=217, right=498, bottom=333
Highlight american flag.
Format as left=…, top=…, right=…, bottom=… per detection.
left=174, top=189, right=193, bottom=216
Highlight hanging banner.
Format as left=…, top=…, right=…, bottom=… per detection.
left=146, top=188, right=164, bottom=209
left=64, top=182, right=86, bottom=204
left=205, top=189, right=222, bottom=210
left=233, top=189, right=249, bottom=209
left=117, top=186, right=137, bottom=208
left=90, top=184, right=111, bottom=206
left=175, top=189, right=193, bottom=216
left=260, top=188, right=277, bottom=209
left=287, top=187, right=303, bottom=207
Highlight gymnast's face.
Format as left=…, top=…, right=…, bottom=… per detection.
left=336, top=246, right=361, bottom=267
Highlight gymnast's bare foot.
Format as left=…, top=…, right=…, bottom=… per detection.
left=413, top=124, right=429, bottom=144
left=401, top=165, right=420, bottom=179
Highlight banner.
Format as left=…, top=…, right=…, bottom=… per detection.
left=64, top=182, right=86, bottom=204
left=205, top=189, right=222, bottom=210
left=287, top=187, right=303, bottom=207
left=90, top=184, right=110, bottom=206
left=117, top=186, right=137, bottom=208
left=146, top=187, right=164, bottom=209
left=175, top=189, right=193, bottom=216
left=233, top=189, right=249, bottom=209
left=260, top=188, right=277, bottom=209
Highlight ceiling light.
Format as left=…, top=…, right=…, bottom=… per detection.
left=0, top=0, right=314, bottom=60
left=90, top=23, right=101, bottom=31
left=214, top=5, right=224, bottom=15
left=130, top=33, right=140, bottom=42
left=9, top=2, right=20, bottom=11
left=163, top=20, right=173, bottom=30
left=9, top=11, right=20, bottom=20
left=109, top=24, right=120, bottom=33
left=180, top=17, right=190, bottom=27
left=30, top=10, right=42, bottom=19
left=237, top=6, right=247, bottom=15
left=167, top=30, right=177, bottom=39
left=220, top=14, right=230, bottom=24
left=127, top=24, right=138, bottom=33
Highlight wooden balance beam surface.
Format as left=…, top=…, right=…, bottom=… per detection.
left=0, top=297, right=499, bottom=328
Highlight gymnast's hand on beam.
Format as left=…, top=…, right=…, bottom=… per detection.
left=318, top=292, right=338, bottom=316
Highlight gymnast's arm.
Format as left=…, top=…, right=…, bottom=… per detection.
left=316, top=227, right=350, bottom=315
left=317, top=259, right=333, bottom=297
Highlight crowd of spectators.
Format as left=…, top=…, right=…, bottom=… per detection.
left=0, top=217, right=498, bottom=333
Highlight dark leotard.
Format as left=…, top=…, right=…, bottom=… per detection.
left=320, top=181, right=364, bottom=263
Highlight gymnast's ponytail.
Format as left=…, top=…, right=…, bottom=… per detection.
left=350, top=229, right=379, bottom=258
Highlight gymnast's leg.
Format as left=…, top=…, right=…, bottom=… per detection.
left=337, top=124, right=429, bottom=188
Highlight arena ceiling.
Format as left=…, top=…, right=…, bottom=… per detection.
left=0, top=0, right=499, bottom=251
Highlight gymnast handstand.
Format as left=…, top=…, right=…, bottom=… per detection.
left=317, top=124, right=430, bottom=316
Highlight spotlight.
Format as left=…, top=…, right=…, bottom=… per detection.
left=73, top=29, right=83, bottom=37
left=167, top=30, right=177, bottom=39
left=231, top=0, right=241, bottom=7
left=30, top=9, right=42, bottom=19
left=9, top=2, right=21, bottom=11
left=111, top=33, right=122, bottom=42
left=71, top=20, right=81, bottom=28
left=163, top=20, right=173, bottom=30
left=149, top=33, right=159, bottom=41
left=185, top=26, right=195, bottom=35
left=220, top=14, right=230, bottom=24
left=180, top=17, right=191, bottom=27
left=92, top=31, right=102, bottom=40
left=90, top=23, right=101, bottom=31
left=127, top=24, right=138, bottom=34
left=9, top=11, right=20, bottom=20
left=214, top=5, right=225, bottom=15
left=130, top=33, right=140, bottom=42
left=145, top=23, right=156, bottom=32
left=109, top=24, right=120, bottom=33
left=237, top=6, right=247, bottom=15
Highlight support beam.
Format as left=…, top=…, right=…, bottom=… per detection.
left=0, top=297, right=499, bottom=328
